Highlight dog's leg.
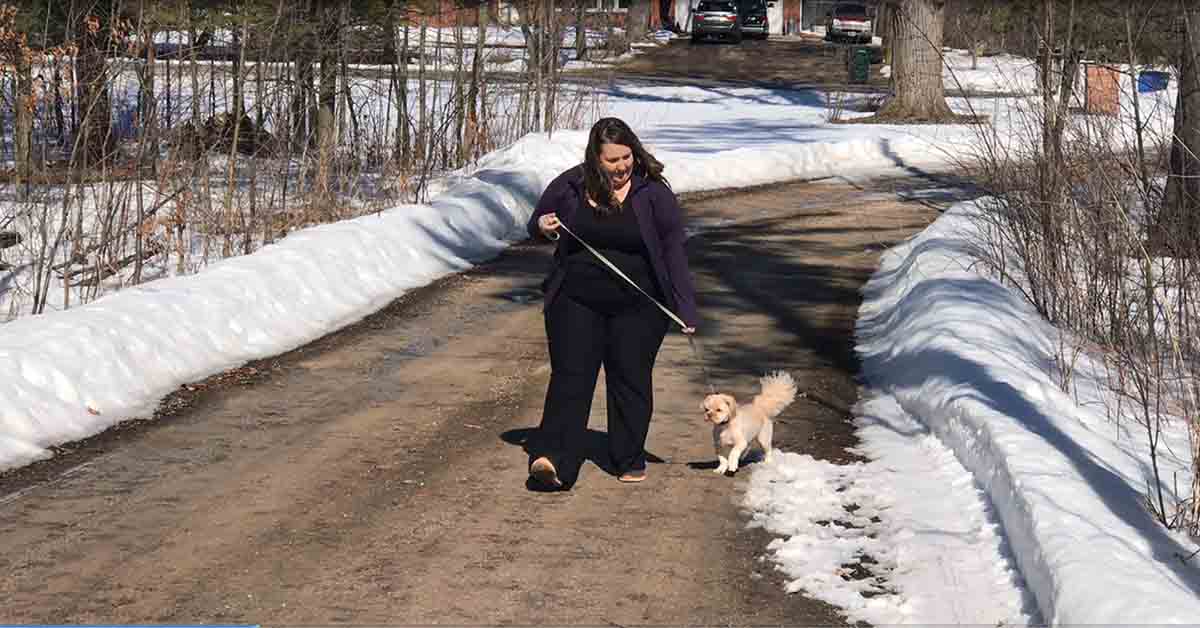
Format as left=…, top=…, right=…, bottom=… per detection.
left=713, top=429, right=728, bottom=473
left=727, top=441, right=747, bottom=473
left=758, top=420, right=775, bottom=464
left=710, top=444, right=729, bottom=475
left=715, top=454, right=729, bottom=474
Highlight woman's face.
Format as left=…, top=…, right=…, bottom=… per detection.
left=598, top=142, right=634, bottom=189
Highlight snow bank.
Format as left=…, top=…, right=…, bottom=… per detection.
left=0, top=136, right=575, bottom=472
left=854, top=201, right=1200, bottom=623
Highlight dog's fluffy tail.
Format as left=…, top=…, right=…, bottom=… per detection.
left=753, top=371, right=798, bottom=419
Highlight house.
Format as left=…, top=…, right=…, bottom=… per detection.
left=424, top=0, right=878, bottom=39
left=665, top=0, right=879, bottom=36
left=665, top=0, right=804, bottom=36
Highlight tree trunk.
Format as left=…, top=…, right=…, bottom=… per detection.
left=250, top=43, right=264, bottom=255
left=1037, top=0, right=1054, bottom=169
left=627, top=0, right=650, bottom=43
left=1125, top=4, right=1151, bottom=194
left=209, top=57, right=216, bottom=117
left=311, top=1, right=341, bottom=202
left=231, top=25, right=244, bottom=120
left=417, top=20, right=428, bottom=160
left=224, top=18, right=250, bottom=258
left=317, top=2, right=340, bottom=172
left=292, top=54, right=314, bottom=147
left=14, top=51, right=32, bottom=200
left=878, top=1, right=894, bottom=66
left=544, top=0, right=559, bottom=133
left=140, top=27, right=159, bottom=173
left=1048, top=0, right=1079, bottom=175
left=189, top=28, right=201, bottom=125
left=339, top=0, right=350, bottom=143
left=467, top=0, right=488, bottom=160
left=395, top=7, right=411, bottom=167
left=339, top=0, right=357, bottom=186
left=76, top=14, right=113, bottom=169
left=478, top=3, right=490, bottom=156
left=164, top=31, right=172, bottom=130
left=432, top=22, right=444, bottom=167
left=52, top=60, right=66, bottom=145
left=1165, top=5, right=1200, bottom=255
left=877, top=0, right=954, bottom=121
left=575, top=0, right=587, bottom=60
left=522, top=0, right=541, bottom=133
left=454, top=10, right=467, bottom=165
left=292, top=0, right=317, bottom=149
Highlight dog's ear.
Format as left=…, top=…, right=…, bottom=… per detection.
left=721, top=394, right=738, bottom=412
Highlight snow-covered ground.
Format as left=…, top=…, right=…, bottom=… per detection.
left=150, top=25, right=661, bottom=75
left=0, top=83, right=974, bottom=468
left=845, top=201, right=1200, bottom=624
left=883, top=48, right=1175, bottom=100
left=3, top=23, right=659, bottom=163
left=155, top=24, right=628, bottom=49
left=746, top=403, right=1036, bottom=624
left=0, top=80, right=987, bottom=321
left=878, top=48, right=1040, bottom=94
left=2, top=49, right=1196, bottom=624
left=939, top=48, right=1040, bottom=94
left=742, top=56, right=1199, bottom=625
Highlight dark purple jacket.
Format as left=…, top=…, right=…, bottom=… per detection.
left=527, top=166, right=700, bottom=328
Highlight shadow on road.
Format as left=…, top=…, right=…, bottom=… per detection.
left=500, top=427, right=670, bottom=490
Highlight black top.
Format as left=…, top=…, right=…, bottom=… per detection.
left=528, top=168, right=700, bottom=327
left=562, top=192, right=663, bottom=308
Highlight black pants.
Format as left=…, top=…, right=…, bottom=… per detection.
left=533, top=288, right=669, bottom=475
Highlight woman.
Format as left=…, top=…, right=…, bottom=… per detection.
left=525, top=117, right=699, bottom=489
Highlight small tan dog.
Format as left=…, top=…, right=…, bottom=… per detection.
left=702, top=371, right=799, bottom=474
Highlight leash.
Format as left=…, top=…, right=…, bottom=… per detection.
left=686, top=333, right=717, bottom=395
left=550, top=223, right=716, bottom=394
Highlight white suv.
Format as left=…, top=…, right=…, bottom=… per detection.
left=825, top=2, right=873, bottom=44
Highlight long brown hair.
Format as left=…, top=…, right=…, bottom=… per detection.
left=582, top=118, right=668, bottom=216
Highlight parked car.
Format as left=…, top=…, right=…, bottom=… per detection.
left=825, top=2, right=873, bottom=44
left=692, top=0, right=743, bottom=44
left=738, top=0, right=769, bottom=40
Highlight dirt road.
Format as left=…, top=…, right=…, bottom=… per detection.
left=579, top=36, right=890, bottom=91
left=0, top=172, right=966, bottom=624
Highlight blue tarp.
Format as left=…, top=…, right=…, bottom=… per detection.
left=1138, top=70, right=1170, bottom=93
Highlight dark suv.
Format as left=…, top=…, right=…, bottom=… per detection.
left=738, top=0, right=769, bottom=39
left=692, top=0, right=743, bottom=44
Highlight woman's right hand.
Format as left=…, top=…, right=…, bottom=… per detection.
left=538, top=212, right=561, bottom=239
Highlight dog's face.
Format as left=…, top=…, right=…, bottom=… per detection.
left=702, top=394, right=737, bottom=425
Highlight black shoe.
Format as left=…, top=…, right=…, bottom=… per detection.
left=529, top=456, right=563, bottom=488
